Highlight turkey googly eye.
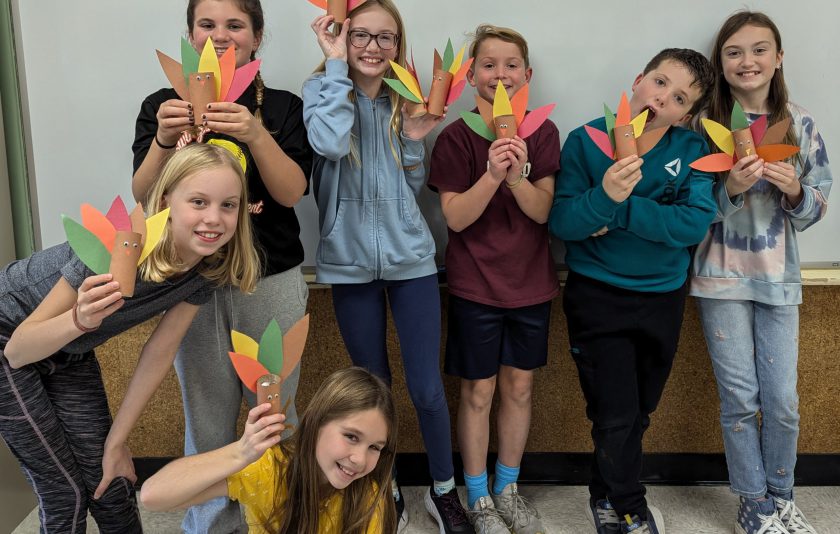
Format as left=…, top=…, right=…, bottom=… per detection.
left=123, top=241, right=129, bottom=246
left=132, top=243, right=139, bottom=248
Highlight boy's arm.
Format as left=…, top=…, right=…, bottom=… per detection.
left=508, top=175, right=555, bottom=224
left=548, top=130, right=623, bottom=241
left=301, top=60, right=355, bottom=161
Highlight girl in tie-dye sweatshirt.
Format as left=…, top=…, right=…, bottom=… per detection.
left=690, top=11, right=831, bottom=534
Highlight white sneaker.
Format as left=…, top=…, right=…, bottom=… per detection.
left=468, top=495, right=511, bottom=534
left=491, top=482, right=545, bottom=534
left=772, top=496, right=818, bottom=534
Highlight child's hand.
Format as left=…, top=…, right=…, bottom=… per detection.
left=401, top=103, right=445, bottom=141
left=602, top=155, right=643, bottom=203
left=156, top=99, right=193, bottom=146
left=237, top=403, right=285, bottom=465
left=503, top=137, right=528, bottom=185
left=311, top=15, right=348, bottom=61
left=202, top=102, right=262, bottom=145
left=591, top=226, right=608, bottom=237
left=75, top=274, right=123, bottom=331
left=763, top=161, right=801, bottom=198
left=487, top=138, right=514, bottom=182
left=725, top=155, right=763, bottom=197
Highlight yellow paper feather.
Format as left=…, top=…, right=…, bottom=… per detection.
left=493, top=83, right=513, bottom=117
left=138, top=207, right=170, bottom=264
left=389, top=61, right=424, bottom=102
left=449, top=46, right=466, bottom=75
left=231, top=330, right=259, bottom=360
left=701, top=118, right=735, bottom=156
left=630, top=110, right=648, bottom=138
left=197, top=38, right=222, bottom=100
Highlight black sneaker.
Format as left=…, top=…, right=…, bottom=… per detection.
left=394, top=490, right=408, bottom=533
left=424, top=486, right=474, bottom=533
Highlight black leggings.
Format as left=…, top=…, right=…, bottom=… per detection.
left=0, top=343, right=142, bottom=533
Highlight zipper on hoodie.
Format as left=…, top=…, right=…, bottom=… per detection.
left=372, top=97, right=382, bottom=278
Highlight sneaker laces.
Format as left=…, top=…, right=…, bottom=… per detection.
left=499, top=487, right=540, bottom=526
left=753, top=513, right=790, bottom=534
left=468, top=498, right=508, bottom=529
left=597, top=500, right=620, bottom=525
left=775, top=499, right=817, bottom=534
left=437, top=490, right=469, bottom=527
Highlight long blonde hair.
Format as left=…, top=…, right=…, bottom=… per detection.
left=141, top=144, right=259, bottom=292
left=313, top=0, right=408, bottom=167
left=271, top=367, right=398, bottom=534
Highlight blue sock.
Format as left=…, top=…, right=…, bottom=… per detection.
left=433, top=476, right=455, bottom=496
left=464, top=470, right=489, bottom=509
left=492, top=460, right=520, bottom=495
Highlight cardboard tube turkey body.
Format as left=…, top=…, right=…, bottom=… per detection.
left=109, top=231, right=142, bottom=297
left=733, top=127, right=756, bottom=159
left=189, top=72, right=217, bottom=115
left=257, top=373, right=282, bottom=416
left=327, top=0, right=347, bottom=22
left=613, top=124, right=638, bottom=160
left=494, top=114, right=517, bottom=139
left=426, top=69, right=452, bottom=116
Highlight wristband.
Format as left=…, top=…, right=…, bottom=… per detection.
left=72, top=303, right=98, bottom=333
left=154, top=135, right=177, bottom=150
left=505, top=174, right=524, bottom=189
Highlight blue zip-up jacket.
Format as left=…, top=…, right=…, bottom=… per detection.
left=549, top=118, right=716, bottom=292
left=302, top=59, right=436, bottom=283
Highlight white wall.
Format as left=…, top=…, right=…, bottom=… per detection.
left=14, top=0, right=840, bottom=266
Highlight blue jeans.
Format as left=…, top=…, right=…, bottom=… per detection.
left=696, top=298, right=800, bottom=499
left=332, top=274, right=454, bottom=482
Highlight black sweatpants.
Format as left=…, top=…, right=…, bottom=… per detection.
left=0, top=340, right=142, bottom=533
left=562, top=271, right=687, bottom=520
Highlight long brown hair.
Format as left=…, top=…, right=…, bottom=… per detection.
left=187, top=0, right=269, bottom=126
left=706, top=11, right=798, bottom=152
left=269, top=367, right=398, bottom=533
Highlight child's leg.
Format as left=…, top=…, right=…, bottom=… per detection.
left=697, top=298, right=768, bottom=499
left=458, top=376, right=496, bottom=505
left=43, top=354, right=142, bottom=533
left=331, top=281, right=391, bottom=384
left=1, top=350, right=92, bottom=533
left=754, top=302, right=799, bottom=498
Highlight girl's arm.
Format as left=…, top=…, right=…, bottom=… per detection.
left=132, top=98, right=193, bottom=202
left=140, top=404, right=284, bottom=511
left=94, top=300, right=199, bottom=498
left=4, top=274, right=123, bottom=369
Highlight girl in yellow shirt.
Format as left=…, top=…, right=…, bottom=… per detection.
left=141, top=367, right=397, bottom=533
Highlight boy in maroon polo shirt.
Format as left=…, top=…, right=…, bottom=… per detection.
left=429, top=24, right=560, bottom=534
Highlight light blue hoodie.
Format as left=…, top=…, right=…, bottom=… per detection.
left=302, top=59, right=436, bottom=284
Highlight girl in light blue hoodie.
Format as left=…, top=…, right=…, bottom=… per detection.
left=302, top=1, right=472, bottom=531
left=691, top=12, right=831, bottom=534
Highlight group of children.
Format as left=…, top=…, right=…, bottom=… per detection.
left=0, top=1, right=831, bottom=534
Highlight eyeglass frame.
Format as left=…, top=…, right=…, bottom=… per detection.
left=348, top=29, right=399, bottom=50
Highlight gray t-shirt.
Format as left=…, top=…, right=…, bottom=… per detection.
left=0, top=242, right=214, bottom=354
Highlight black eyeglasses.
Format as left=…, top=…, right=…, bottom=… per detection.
left=348, top=30, right=398, bottom=50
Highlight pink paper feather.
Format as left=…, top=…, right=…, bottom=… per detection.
left=348, top=0, right=365, bottom=11
left=518, top=103, right=555, bottom=140
left=585, top=125, right=614, bottom=159
left=750, top=115, right=768, bottom=146
left=105, top=197, right=131, bottom=231
left=447, top=79, right=467, bottom=105
left=226, top=59, right=261, bottom=103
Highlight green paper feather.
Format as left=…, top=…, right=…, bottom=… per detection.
left=257, top=319, right=284, bottom=375
left=383, top=78, right=423, bottom=104
left=603, top=103, right=616, bottom=148
left=181, top=37, right=200, bottom=81
left=731, top=101, right=749, bottom=130
left=442, top=39, right=454, bottom=72
left=460, top=111, right=495, bottom=142
left=62, top=215, right=111, bottom=275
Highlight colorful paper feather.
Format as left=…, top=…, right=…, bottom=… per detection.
left=689, top=103, right=800, bottom=172
left=306, top=0, right=366, bottom=20
left=228, top=315, right=310, bottom=393
left=460, top=83, right=556, bottom=142
left=584, top=92, right=669, bottom=160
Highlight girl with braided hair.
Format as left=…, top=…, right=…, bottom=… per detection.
left=131, top=1, right=313, bottom=532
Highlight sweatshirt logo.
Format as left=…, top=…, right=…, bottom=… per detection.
left=664, top=158, right=682, bottom=177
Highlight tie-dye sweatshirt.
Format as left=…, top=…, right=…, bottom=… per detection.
left=690, top=103, right=832, bottom=305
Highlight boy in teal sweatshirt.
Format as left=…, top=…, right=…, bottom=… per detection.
left=548, top=49, right=715, bottom=534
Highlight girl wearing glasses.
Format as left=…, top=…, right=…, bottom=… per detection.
left=304, top=1, right=472, bottom=532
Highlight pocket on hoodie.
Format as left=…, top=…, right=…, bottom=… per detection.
left=380, top=199, right=433, bottom=267
left=318, top=200, right=370, bottom=268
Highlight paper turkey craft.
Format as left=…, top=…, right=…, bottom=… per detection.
left=584, top=92, right=669, bottom=160
left=156, top=38, right=261, bottom=116
left=460, top=83, right=555, bottom=142
left=306, top=0, right=365, bottom=23
left=61, top=197, right=169, bottom=297
left=689, top=101, right=800, bottom=172
left=228, top=315, right=310, bottom=418
left=383, top=40, right=474, bottom=117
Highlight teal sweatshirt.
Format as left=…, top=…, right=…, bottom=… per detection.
left=549, top=118, right=716, bottom=292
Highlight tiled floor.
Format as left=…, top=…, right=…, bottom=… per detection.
left=13, top=485, right=840, bottom=533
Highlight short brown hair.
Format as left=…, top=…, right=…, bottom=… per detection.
left=644, top=48, right=714, bottom=115
left=469, top=24, right=530, bottom=68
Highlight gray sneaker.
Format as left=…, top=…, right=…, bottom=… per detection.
left=468, top=495, right=511, bottom=534
left=491, top=482, right=544, bottom=534
left=735, top=496, right=789, bottom=534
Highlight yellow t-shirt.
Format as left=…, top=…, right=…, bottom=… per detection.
left=227, top=446, right=383, bottom=533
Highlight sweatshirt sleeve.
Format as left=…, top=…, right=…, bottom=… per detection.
left=549, top=128, right=622, bottom=241
left=302, top=60, right=355, bottom=162
left=783, top=111, right=832, bottom=232
left=400, top=132, right=427, bottom=196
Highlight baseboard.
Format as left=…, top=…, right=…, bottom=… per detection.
left=135, top=452, right=840, bottom=487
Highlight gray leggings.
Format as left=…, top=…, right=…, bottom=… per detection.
left=0, top=345, right=142, bottom=533
left=175, top=267, right=308, bottom=534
